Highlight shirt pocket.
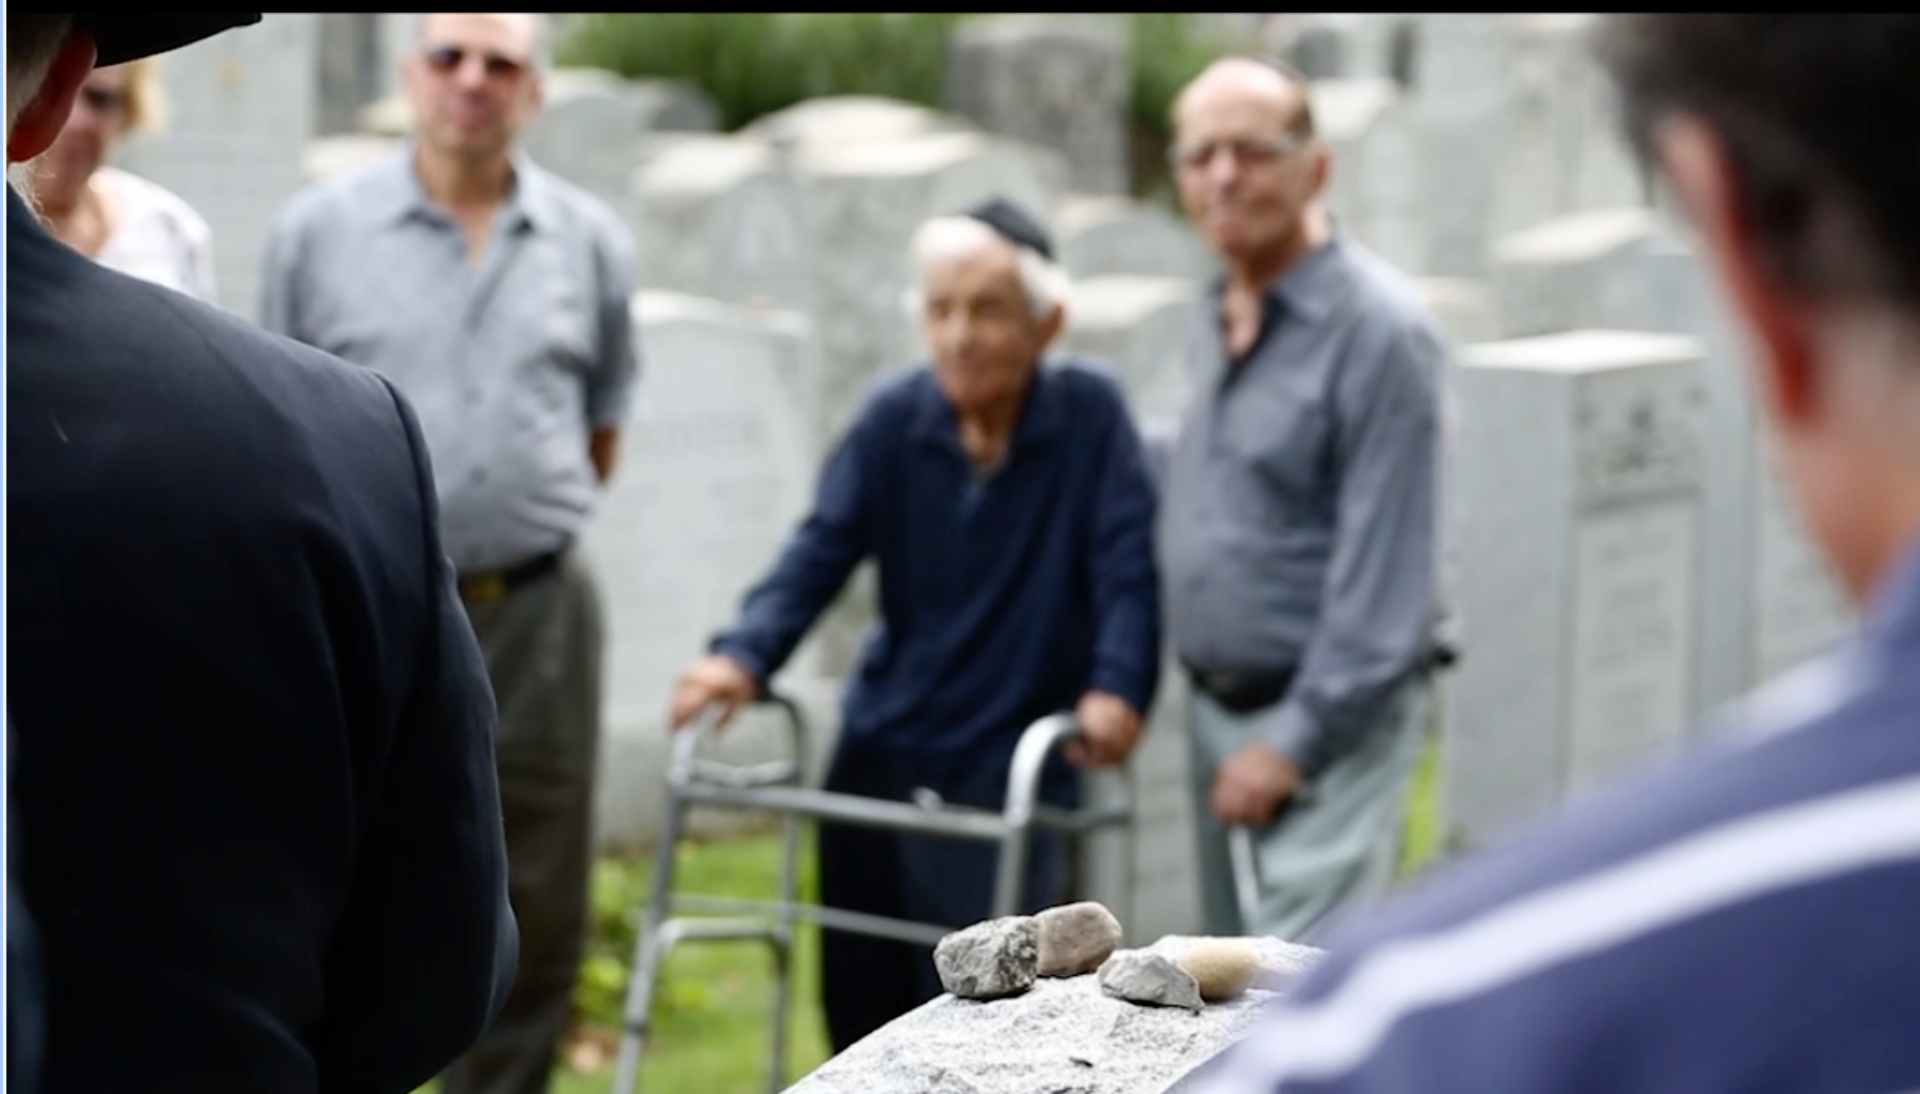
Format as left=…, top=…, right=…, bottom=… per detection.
left=1222, top=381, right=1334, bottom=519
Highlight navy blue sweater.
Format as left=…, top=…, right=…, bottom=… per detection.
left=712, top=359, right=1162, bottom=774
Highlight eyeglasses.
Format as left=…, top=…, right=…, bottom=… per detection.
left=421, top=44, right=528, bottom=80
left=1168, top=135, right=1307, bottom=173
left=78, top=85, right=128, bottom=117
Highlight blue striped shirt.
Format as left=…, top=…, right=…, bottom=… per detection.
left=1187, top=540, right=1920, bottom=1093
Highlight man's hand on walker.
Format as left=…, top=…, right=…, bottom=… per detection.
left=1067, top=690, right=1143, bottom=769
left=667, top=654, right=760, bottom=733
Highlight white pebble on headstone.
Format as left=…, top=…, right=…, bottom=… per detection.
left=1097, top=949, right=1203, bottom=1012
left=935, top=916, right=1040, bottom=1000
left=1034, top=901, right=1123, bottom=978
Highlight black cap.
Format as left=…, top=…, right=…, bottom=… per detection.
left=74, top=13, right=261, bottom=67
left=962, top=196, right=1056, bottom=263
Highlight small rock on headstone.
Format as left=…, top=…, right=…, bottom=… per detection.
left=935, top=915, right=1039, bottom=1000
left=1097, top=949, right=1203, bottom=1012
left=1171, top=938, right=1259, bottom=1002
left=1035, top=901, right=1123, bottom=978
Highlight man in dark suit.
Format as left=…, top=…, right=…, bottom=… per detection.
left=6, top=14, right=517, bottom=1093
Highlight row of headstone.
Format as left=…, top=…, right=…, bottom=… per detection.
left=1439, top=202, right=1856, bottom=849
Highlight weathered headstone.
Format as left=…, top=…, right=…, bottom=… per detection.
left=741, top=94, right=971, bottom=149
left=1406, top=13, right=1508, bottom=278
left=117, top=14, right=318, bottom=319
left=944, top=14, right=1132, bottom=194
left=522, top=67, right=718, bottom=209
left=585, top=291, right=833, bottom=848
left=1059, top=275, right=1201, bottom=423
left=1487, top=207, right=1855, bottom=717
left=623, top=134, right=815, bottom=313
left=1055, top=194, right=1216, bottom=282
left=1315, top=77, right=1425, bottom=275
left=1444, top=331, right=1711, bottom=848
left=315, top=12, right=382, bottom=136
left=1491, top=207, right=1682, bottom=337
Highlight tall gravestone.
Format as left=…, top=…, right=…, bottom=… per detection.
left=943, top=14, right=1132, bottom=195
left=1444, top=331, right=1711, bottom=848
left=1406, top=13, right=1508, bottom=278
left=315, top=12, right=381, bottom=136
left=1490, top=15, right=1647, bottom=243
left=116, top=13, right=318, bottom=320
left=584, top=291, right=835, bottom=849
left=1314, top=77, right=1425, bottom=275
left=1488, top=206, right=1855, bottom=718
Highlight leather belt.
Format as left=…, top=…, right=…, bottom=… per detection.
left=458, top=549, right=564, bottom=605
left=1184, top=661, right=1298, bottom=715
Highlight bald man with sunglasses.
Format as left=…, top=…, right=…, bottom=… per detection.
left=261, top=13, right=639, bottom=1094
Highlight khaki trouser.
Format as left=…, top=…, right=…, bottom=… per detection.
left=1186, top=676, right=1428, bottom=944
left=441, top=552, right=604, bottom=1094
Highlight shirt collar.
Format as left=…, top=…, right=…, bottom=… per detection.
left=1206, top=226, right=1349, bottom=324
left=371, top=143, right=555, bottom=235
left=908, top=358, right=1067, bottom=455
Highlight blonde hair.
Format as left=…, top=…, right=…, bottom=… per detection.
left=117, top=58, right=168, bottom=133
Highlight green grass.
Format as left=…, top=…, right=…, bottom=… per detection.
left=416, top=830, right=832, bottom=1094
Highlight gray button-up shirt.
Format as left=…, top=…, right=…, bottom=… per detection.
left=1159, top=233, right=1442, bottom=775
left=260, top=148, right=639, bottom=573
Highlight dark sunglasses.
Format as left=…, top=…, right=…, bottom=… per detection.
left=422, top=44, right=527, bottom=79
left=79, top=85, right=128, bottom=116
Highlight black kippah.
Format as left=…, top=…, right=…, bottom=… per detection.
left=962, top=197, right=1056, bottom=262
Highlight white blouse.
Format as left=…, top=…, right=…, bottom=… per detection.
left=93, top=166, right=217, bottom=303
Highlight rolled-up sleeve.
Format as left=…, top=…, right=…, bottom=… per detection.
left=1260, top=321, right=1441, bottom=775
left=1087, top=398, right=1163, bottom=716
left=587, top=228, right=640, bottom=429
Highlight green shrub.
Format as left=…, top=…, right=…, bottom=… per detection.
left=556, top=13, right=1235, bottom=201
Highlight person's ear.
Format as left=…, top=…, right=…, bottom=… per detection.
left=1308, top=141, right=1332, bottom=200
left=7, top=30, right=96, bottom=164
left=1656, top=113, right=1821, bottom=431
left=1037, top=303, right=1066, bottom=349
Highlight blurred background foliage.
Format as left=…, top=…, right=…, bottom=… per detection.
left=556, top=12, right=1236, bottom=200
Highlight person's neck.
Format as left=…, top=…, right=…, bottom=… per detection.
left=1223, top=203, right=1331, bottom=299
left=413, top=144, right=513, bottom=212
left=954, top=378, right=1033, bottom=472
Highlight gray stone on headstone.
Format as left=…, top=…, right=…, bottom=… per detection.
left=944, top=14, right=1132, bottom=194
left=1059, top=275, right=1201, bottom=423
left=522, top=67, right=718, bottom=207
left=1315, top=77, right=1425, bottom=275
left=585, top=290, right=833, bottom=849
left=116, top=13, right=318, bottom=319
left=1444, top=331, right=1711, bottom=848
left=1056, top=193, right=1217, bottom=282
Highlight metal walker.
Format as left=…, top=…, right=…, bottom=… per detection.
left=611, top=693, right=1139, bottom=1094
